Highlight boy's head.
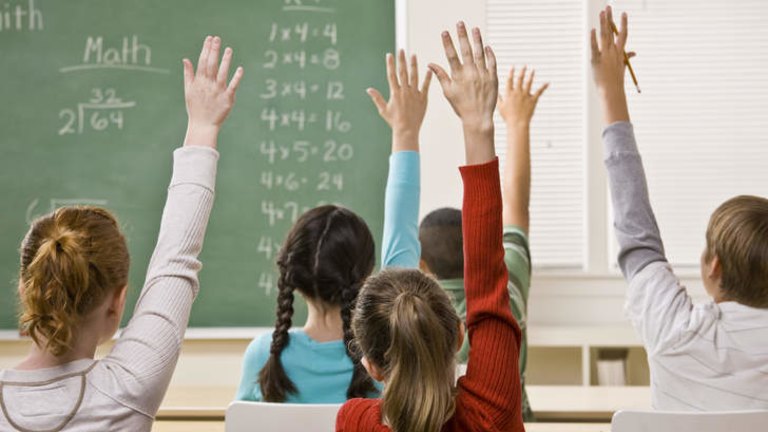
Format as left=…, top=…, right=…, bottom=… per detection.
left=702, top=195, right=768, bottom=308
left=419, top=208, right=463, bottom=280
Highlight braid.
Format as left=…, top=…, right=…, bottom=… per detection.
left=342, top=280, right=377, bottom=398
left=258, top=269, right=297, bottom=402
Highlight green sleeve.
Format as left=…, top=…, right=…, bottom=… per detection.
left=503, top=225, right=531, bottom=315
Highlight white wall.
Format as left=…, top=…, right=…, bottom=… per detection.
left=400, top=0, right=487, bottom=217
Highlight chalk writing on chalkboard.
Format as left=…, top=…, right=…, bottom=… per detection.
left=0, top=0, right=43, bottom=32
left=58, top=88, right=136, bottom=135
left=59, top=35, right=169, bottom=74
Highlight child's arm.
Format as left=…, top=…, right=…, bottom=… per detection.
left=102, top=37, right=244, bottom=414
left=368, top=50, right=432, bottom=268
left=430, top=24, right=523, bottom=431
left=593, top=8, right=693, bottom=351
left=592, top=8, right=665, bottom=279
left=498, top=67, right=548, bottom=232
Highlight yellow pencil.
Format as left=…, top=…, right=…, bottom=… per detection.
left=611, top=22, right=641, bottom=94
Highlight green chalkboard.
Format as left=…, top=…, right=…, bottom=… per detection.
left=0, top=0, right=394, bottom=328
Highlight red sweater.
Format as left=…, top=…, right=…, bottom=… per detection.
left=336, top=159, right=524, bottom=432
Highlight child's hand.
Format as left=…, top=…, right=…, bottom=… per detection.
left=367, top=50, right=433, bottom=153
left=429, top=23, right=498, bottom=165
left=429, top=23, right=498, bottom=131
left=183, top=36, right=245, bottom=149
left=591, top=6, right=633, bottom=124
left=498, top=67, right=549, bottom=129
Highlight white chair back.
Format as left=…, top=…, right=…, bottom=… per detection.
left=226, top=401, right=342, bottom=432
left=611, top=409, right=768, bottom=432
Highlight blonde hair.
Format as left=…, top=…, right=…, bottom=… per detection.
left=706, top=195, right=768, bottom=308
left=352, top=269, right=460, bottom=432
left=19, top=206, right=130, bottom=356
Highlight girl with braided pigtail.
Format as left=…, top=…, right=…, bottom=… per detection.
left=236, top=205, right=378, bottom=403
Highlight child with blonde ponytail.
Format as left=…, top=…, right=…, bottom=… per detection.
left=1, top=36, right=243, bottom=431
left=337, top=24, right=524, bottom=432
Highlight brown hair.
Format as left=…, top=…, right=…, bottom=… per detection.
left=259, top=205, right=377, bottom=402
left=419, top=208, right=463, bottom=280
left=19, top=206, right=130, bottom=356
left=705, top=195, right=768, bottom=308
left=352, top=268, right=460, bottom=432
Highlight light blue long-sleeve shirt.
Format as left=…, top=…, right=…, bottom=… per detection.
left=381, top=151, right=421, bottom=268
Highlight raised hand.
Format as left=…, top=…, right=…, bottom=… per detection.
left=367, top=50, right=433, bottom=153
left=182, top=35, right=245, bottom=149
left=429, top=22, right=498, bottom=165
left=590, top=6, right=633, bottom=124
left=498, top=67, right=547, bottom=231
left=498, top=67, right=548, bottom=129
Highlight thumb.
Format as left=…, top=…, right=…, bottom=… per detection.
left=428, top=63, right=451, bottom=89
left=366, top=88, right=387, bottom=113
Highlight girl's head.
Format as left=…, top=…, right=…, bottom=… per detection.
left=353, top=268, right=462, bottom=432
left=259, top=205, right=376, bottom=402
left=18, top=206, right=130, bottom=356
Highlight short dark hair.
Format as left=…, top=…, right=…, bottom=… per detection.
left=706, top=195, right=768, bottom=308
left=419, top=208, right=463, bottom=280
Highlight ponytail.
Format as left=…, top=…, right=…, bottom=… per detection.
left=353, top=269, right=460, bottom=432
left=18, top=207, right=129, bottom=357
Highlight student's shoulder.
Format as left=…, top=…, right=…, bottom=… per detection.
left=337, top=398, right=384, bottom=429
left=245, top=332, right=274, bottom=364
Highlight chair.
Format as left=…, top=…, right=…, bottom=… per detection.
left=226, top=401, right=342, bottom=432
left=611, top=409, right=768, bottom=432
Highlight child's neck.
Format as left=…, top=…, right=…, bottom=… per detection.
left=303, top=300, right=344, bottom=342
left=16, top=330, right=100, bottom=370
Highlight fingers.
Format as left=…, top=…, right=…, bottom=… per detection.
left=182, top=58, right=194, bottom=91
left=590, top=29, right=600, bottom=62
left=471, top=27, right=486, bottom=69
left=206, top=36, right=222, bottom=78
left=217, top=47, right=233, bottom=86
left=441, top=31, right=462, bottom=73
left=507, top=67, right=516, bottom=92
left=398, top=49, right=408, bottom=88
left=599, top=10, right=612, bottom=51
left=456, top=22, right=475, bottom=66
left=525, top=69, right=535, bottom=94
left=421, top=69, right=434, bottom=94
left=485, top=46, right=497, bottom=76
left=517, top=65, right=527, bottom=91
left=386, top=53, right=400, bottom=90
left=226, top=66, right=245, bottom=95
left=533, top=82, right=549, bottom=102
left=626, top=51, right=637, bottom=59
left=617, top=12, right=629, bottom=51
left=428, top=63, right=451, bottom=89
left=196, top=36, right=212, bottom=78
left=366, top=88, right=387, bottom=113
left=409, top=54, right=419, bottom=88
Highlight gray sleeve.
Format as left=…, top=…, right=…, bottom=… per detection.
left=603, top=122, right=667, bottom=280
left=96, top=146, right=218, bottom=417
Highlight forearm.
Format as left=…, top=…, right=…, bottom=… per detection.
left=463, top=122, right=496, bottom=165
left=381, top=151, right=421, bottom=268
left=502, top=124, right=531, bottom=231
left=603, top=122, right=666, bottom=279
left=599, top=88, right=631, bottom=125
left=106, top=146, right=218, bottom=412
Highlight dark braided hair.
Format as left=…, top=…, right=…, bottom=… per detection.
left=258, top=205, right=376, bottom=402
